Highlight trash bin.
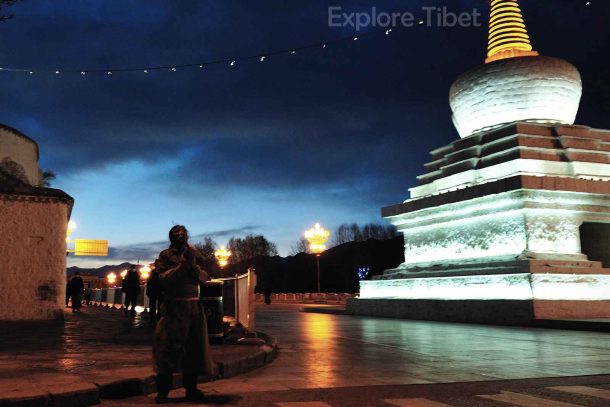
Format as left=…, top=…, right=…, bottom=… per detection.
left=200, top=282, right=224, bottom=339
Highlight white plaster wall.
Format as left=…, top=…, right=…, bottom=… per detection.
left=389, top=190, right=610, bottom=268
left=360, top=273, right=532, bottom=300
left=401, top=210, right=527, bottom=266
left=0, top=128, right=41, bottom=186
left=0, top=199, right=68, bottom=320
left=525, top=210, right=582, bottom=255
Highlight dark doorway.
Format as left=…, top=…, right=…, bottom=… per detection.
left=580, top=223, right=610, bottom=268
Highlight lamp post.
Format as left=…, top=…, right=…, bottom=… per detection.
left=304, top=223, right=330, bottom=293
left=215, top=246, right=232, bottom=269
left=107, top=272, right=117, bottom=287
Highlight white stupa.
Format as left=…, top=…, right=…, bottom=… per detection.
left=348, top=0, right=610, bottom=323
left=450, top=0, right=582, bottom=138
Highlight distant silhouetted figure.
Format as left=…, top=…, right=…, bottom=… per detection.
left=153, top=225, right=213, bottom=404
left=146, top=260, right=163, bottom=325
left=122, top=265, right=141, bottom=316
left=70, top=272, right=84, bottom=313
left=84, top=283, right=92, bottom=306
left=264, top=287, right=272, bottom=305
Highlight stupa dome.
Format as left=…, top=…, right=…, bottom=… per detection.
left=449, top=0, right=582, bottom=139
left=450, top=56, right=582, bottom=139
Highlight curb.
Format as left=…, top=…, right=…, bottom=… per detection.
left=0, top=332, right=279, bottom=406
left=98, top=331, right=279, bottom=400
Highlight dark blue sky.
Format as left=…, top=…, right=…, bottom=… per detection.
left=1, top=0, right=608, bottom=267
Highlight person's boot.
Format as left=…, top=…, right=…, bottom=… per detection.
left=183, top=374, right=205, bottom=402
left=155, top=374, right=172, bottom=404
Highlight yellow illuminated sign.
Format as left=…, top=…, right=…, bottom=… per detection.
left=74, top=239, right=108, bottom=256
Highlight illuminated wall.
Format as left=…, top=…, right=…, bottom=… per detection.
left=360, top=273, right=532, bottom=300
left=359, top=273, right=610, bottom=302
left=388, top=189, right=608, bottom=270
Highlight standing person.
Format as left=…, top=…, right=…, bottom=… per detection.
left=153, top=225, right=213, bottom=403
left=123, top=265, right=141, bottom=316
left=146, top=260, right=163, bottom=325
left=264, top=287, right=272, bottom=305
left=84, top=283, right=92, bottom=306
left=70, top=272, right=84, bottom=312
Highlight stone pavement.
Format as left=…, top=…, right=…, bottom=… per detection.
left=0, top=305, right=277, bottom=407
left=97, top=303, right=610, bottom=406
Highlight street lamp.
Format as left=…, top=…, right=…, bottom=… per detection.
left=215, top=246, right=231, bottom=268
left=107, top=272, right=117, bottom=287
left=66, top=220, right=77, bottom=243
left=304, top=222, right=330, bottom=293
left=139, top=264, right=151, bottom=280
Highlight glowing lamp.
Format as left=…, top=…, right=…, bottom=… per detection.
left=304, top=223, right=330, bottom=254
left=107, top=272, right=117, bottom=286
left=139, top=264, right=151, bottom=280
left=120, top=269, right=128, bottom=279
left=304, top=223, right=330, bottom=293
left=66, top=220, right=77, bottom=243
left=215, top=246, right=231, bottom=268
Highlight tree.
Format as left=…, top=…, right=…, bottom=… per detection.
left=41, top=170, right=56, bottom=187
left=193, top=237, right=218, bottom=264
left=227, top=234, right=278, bottom=264
left=289, top=237, right=310, bottom=256
left=193, top=237, right=221, bottom=278
left=0, top=0, right=23, bottom=21
left=332, top=223, right=398, bottom=246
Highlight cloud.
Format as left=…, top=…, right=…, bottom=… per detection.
left=105, top=225, right=262, bottom=262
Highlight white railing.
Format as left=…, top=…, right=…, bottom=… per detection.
left=212, top=268, right=256, bottom=331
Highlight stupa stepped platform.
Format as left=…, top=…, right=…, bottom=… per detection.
left=411, top=123, right=610, bottom=199
left=353, top=123, right=610, bottom=322
left=378, top=259, right=610, bottom=281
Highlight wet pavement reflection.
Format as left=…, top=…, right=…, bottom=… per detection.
left=201, top=303, right=610, bottom=394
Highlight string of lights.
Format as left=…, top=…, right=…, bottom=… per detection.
left=0, top=1, right=594, bottom=77
left=0, top=26, right=400, bottom=77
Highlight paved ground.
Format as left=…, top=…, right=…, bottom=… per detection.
left=0, top=304, right=276, bottom=406
left=103, top=303, right=610, bottom=406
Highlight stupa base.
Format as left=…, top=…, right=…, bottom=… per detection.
left=349, top=259, right=610, bottom=323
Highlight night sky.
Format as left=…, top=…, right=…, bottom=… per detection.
left=1, top=1, right=608, bottom=267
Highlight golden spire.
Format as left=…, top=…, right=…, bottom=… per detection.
left=485, top=0, right=539, bottom=63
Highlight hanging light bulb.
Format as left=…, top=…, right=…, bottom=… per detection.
left=80, top=71, right=86, bottom=75
left=260, top=56, right=266, bottom=62
left=230, top=60, right=236, bottom=66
